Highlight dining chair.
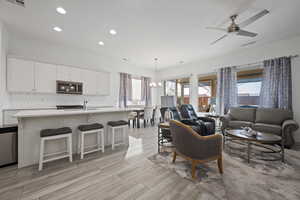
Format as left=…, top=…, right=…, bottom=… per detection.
left=141, top=107, right=154, bottom=128
left=128, top=112, right=137, bottom=128
left=153, top=107, right=161, bottom=124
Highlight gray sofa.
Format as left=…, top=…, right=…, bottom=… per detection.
left=220, top=107, right=299, bottom=147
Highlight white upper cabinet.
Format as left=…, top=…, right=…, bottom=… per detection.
left=56, top=65, right=71, bottom=81
left=70, top=67, right=83, bottom=82
left=7, top=57, right=110, bottom=96
left=97, top=72, right=110, bottom=95
left=56, top=65, right=83, bottom=83
left=35, top=62, right=57, bottom=93
left=83, top=70, right=97, bottom=95
left=7, top=58, right=35, bottom=92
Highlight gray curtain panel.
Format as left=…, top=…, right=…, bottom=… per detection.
left=119, top=73, right=132, bottom=108
left=259, top=57, right=292, bottom=110
left=216, top=66, right=238, bottom=115
left=141, top=76, right=152, bottom=106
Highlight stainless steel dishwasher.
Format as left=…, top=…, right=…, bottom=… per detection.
left=0, top=125, right=18, bottom=167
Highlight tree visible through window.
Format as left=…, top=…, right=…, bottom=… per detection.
left=198, top=81, right=212, bottom=112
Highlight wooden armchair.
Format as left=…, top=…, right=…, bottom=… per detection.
left=170, top=120, right=223, bottom=179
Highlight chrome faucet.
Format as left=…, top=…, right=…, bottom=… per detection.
left=83, top=99, right=88, bottom=110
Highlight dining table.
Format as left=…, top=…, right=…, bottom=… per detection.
left=129, top=107, right=145, bottom=128
left=129, top=106, right=158, bottom=128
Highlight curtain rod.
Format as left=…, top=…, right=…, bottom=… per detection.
left=235, top=54, right=299, bottom=69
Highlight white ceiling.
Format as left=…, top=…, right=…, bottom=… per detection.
left=1, top=0, right=300, bottom=69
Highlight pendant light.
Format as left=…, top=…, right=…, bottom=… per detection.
left=150, top=58, right=162, bottom=88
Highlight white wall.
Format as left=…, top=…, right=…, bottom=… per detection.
left=157, top=35, right=300, bottom=142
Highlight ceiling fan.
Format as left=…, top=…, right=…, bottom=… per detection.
left=207, top=9, right=269, bottom=45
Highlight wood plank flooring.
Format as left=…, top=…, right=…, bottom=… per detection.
left=0, top=126, right=203, bottom=200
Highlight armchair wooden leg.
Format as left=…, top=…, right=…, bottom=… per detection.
left=217, top=156, right=223, bottom=174
left=191, top=160, right=197, bottom=179
left=172, top=151, right=177, bottom=163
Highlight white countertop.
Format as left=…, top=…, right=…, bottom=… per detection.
left=14, top=107, right=143, bottom=118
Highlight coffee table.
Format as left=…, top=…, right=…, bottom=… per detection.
left=225, top=129, right=284, bottom=163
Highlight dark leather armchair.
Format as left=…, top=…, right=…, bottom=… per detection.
left=170, top=120, right=223, bottom=179
left=179, top=104, right=216, bottom=135
left=159, top=107, right=180, bottom=144
left=160, top=107, right=181, bottom=121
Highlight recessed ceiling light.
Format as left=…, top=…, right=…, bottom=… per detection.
left=56, top=7, right=67, bottom=15
left=98, top=41, right=104, bottom=46
left=53, top=26, right=62, bottom=32
left=109, top=29, right=117, bottom=35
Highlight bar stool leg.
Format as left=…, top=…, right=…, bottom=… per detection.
left=80, top=132, right=84, bottom=159
left=123, top=126, right=126, bottom=145
left=68, top=134, right=73, bottom=162
left=97, top=130, right=100, bottom=151
left=39, top=138, right=45, bottom=171
left=112, top=127, right=115, bottom=150
left=101, top=130, right=105, bottom=153
left=77, top=131, right=81, bottom=154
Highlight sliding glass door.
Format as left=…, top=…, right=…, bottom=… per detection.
left=164, top=78, right=190, bottom=106
left=198, top=75, right=216, bottom=112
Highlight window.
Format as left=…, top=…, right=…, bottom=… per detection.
left=132, top=78, right=141, bottom=101
left=237, top=78, right=262, bottom=106
left=165, top=80, right=176, bottom=96
left=129, top=78, right=144, bottom=105
left=237, top=69, right=263, bottom=106
left=164, top=78, right=190, bottom=105
left=182, top=84, right=190, bottom=104
left=198, top=81, right=211, bottom=97
left=198, top=80, right=213, bottom=112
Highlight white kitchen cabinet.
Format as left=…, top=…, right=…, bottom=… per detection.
left=7, top=57, right=110, bottom=96
left=56, top=65, right=83, bottom=82
left=7, top=58, right=35, bottom=92
left=56, top=65, right=71, bottom=81
left=97, top=72, right=110, bottom=95
left=35, top=62, right=57, bottom=93
left=70, top=67, right=83, bottom=82
left=83, top=70, right=97, bottom=95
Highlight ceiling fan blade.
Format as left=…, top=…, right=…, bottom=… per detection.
left=206, top=27, right=227, bottom=32
left=239, top=9, right=269, bottom=28
left=210, top=34, right=228, bottom=45
left=237, top=30, right=257, bottom=37
left=241, top=41, right=257, bottom=47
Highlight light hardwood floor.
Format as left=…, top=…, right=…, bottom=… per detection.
left=0, top=126, right=204, bottom=200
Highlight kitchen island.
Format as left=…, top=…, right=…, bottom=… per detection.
left=15, top=107, right=135, bottom=168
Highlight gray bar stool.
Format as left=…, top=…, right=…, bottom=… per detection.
left=39, top=127, right=72, bottom=171
left=78, top=123, right=104, bottom=159
left=107, top=120, right=128, bottom=150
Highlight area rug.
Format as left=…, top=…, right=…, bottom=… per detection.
left=148, top=142, right=300, bottom=200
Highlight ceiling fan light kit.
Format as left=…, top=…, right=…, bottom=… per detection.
left=207, top=9, right=269, bottom=45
